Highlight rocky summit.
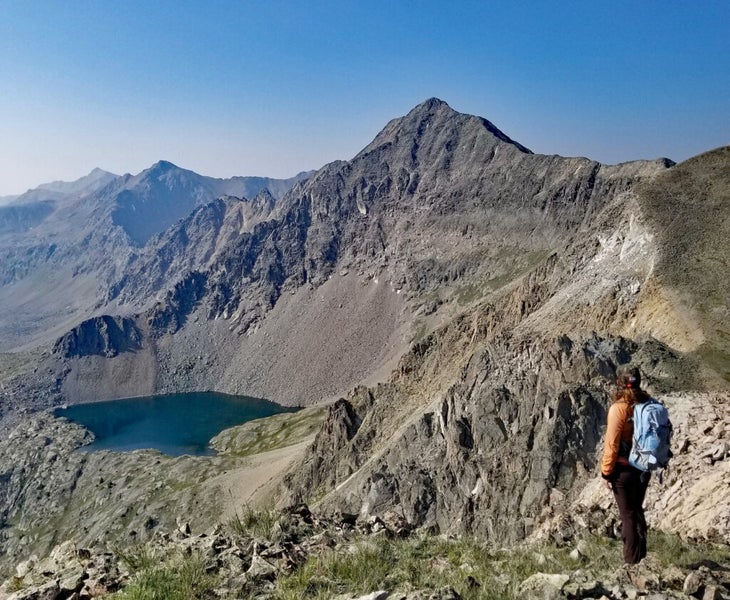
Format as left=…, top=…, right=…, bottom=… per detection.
left=0, top=99, right=728, bottom=596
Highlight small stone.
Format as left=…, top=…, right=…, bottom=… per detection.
left=702, top=584, right=721, bottom=600
left=563, top=578, right=604, bottom=598
left=683, top=570, right=703, bottom=596
left=8, top=580, right=59, bottom=600
left=246, top=555, right=277, bottom=581
left=177, top=522, right=191, bottom=536
left=710, top=442, right=729, bottom=462
left=517, top=572, right=569, bottom=600
left=51, top=540, right=77, bottom=563
left=77, top=548, right=92, bottom=561
left=625, top=587, right=639, bottom=600
left=15, top=556, right=37, bottom=579
left=59, top=566, right=87, bottom=594
left=353, top=592, right=389, bottom=600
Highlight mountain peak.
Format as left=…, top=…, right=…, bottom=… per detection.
left=403, top=97, right=455, bottom=121
left=359, top=98, right=531, bottom=159
left=150, top=160, right=179, bottom=172
left=32, top=168, right=118, bottom=197
left=414, top=97, right=450, bottom=111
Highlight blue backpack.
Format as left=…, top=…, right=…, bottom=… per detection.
left=629, top=399, right=672, bottom=471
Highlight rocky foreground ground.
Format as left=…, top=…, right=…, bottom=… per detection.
left=1, top=504, right=729, bottom=600
left=0, top=390, right=728, bottom=599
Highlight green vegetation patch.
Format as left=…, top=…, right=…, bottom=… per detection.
left=454, top=249, right=553, bottom=306
left=272, top=534, right=584, bottom=600
left=273, top=531, right=730, bottom=600
left=228, top=504, right=281, bottom=540
left=115, top=548, right=218, bottom=600
left=211, top=406, right=326, bottom=457
left=649, top=530, right=730, bottom=569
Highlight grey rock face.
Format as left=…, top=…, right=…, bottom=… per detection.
left=107, top=161, right=304, bottom=247
left=52, top=316, right=141, bottom=358
left=284, top=330, right=681, bottom=541
left=100, top=98, right=673, bottom=391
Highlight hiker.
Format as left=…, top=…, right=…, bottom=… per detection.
left=601, top=366, right=651, bottom=564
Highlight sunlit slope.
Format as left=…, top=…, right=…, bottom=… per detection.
left=638, top=146, right=730, bottom=381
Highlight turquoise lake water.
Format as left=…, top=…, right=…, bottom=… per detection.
left=54, top=392, right=297, bottom=456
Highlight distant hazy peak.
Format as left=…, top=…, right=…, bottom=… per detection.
left=138, top=160, right=188, bottom=180
left=149, top=160, right=179, bottom=172
left=26, top=168, right=119, bottom=198
left=88, top=167, right=116, bottom=178
left=37, top=167, right=117, bottom=188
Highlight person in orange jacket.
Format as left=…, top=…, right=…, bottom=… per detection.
left=601, top=365, right=651, bottom=564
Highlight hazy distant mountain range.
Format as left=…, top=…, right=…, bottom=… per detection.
left=0, top=163, right=311, bottom=350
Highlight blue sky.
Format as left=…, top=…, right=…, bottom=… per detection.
left=1, top=1, right=729, bottom=195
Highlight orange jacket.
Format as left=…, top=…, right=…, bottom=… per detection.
left=601, top=400, right=634, bottom=478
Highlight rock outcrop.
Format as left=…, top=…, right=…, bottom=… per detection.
left=52, top=316, right=142, bottom=358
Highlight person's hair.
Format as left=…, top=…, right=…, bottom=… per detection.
left=614, top=365, right=649, bottom=405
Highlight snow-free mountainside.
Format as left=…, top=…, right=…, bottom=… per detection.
left=0, top=99, right=728, bottom=598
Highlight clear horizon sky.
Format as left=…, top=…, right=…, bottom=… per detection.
left=1, top=1, right=729, bottom=196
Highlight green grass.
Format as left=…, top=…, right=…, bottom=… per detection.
left=103, top=529, right=730, bottom=600
left=272, top=534, right=622, bottom=600
left=228, top=504, right=281, bottom=540
left=211, top=407, right=326, bottom=457
left=649, top=530, right=730, bottom=569
left=454, top=250, right=554, bottom=307
left=272, top=530, right=730, bottom=600
left=114, top=550, right=217, bottom=600
left=115, top=544, right=159, bottom=572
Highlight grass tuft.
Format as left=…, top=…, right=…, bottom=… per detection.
left=115, top=544, right=158, bottom=572
left=228, top=504, right=281, bottom=540
left=114, top=550, right=217, bottom=600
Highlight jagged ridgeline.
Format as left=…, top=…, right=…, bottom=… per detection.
left=0, top=99, right=728, bottom=574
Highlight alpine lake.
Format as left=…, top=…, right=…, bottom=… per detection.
left=54, top=392, right=298, bottom=457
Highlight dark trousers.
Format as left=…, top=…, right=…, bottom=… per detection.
left=611, top=464, right=650, bottom=564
